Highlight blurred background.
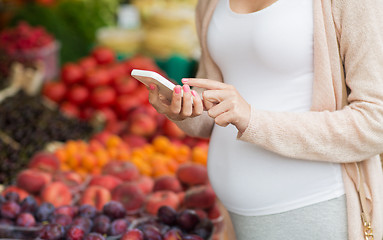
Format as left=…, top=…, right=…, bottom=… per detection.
left=0, top=0, right=199, bottom=84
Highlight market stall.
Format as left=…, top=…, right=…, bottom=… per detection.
left=0, top=0, right=236, bottom=239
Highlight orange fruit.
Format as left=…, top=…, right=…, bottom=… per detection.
left=82, top=153, right=98, bottom=170
left=88, top=139, right=104, bottom=153
left=106, top=135, right=122, bottom=149
left=192, top=146, right=208, bottom=165
left=55, top=148, right=68, bottom=163
left=152, top=136, right=170, bottom=153
left=175, top=145, right=191, bottom=163
left=94, top=149, right=109, bottom=167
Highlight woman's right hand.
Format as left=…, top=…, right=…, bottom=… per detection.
left=148, top=84, right=204, bottom=121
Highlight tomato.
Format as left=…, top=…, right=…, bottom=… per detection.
left=66, top=85, right=89, bottom=105
left=113, top=76, right=138, bottom=95
left=61, top=63, right=84, bottom=85
left=60, top=102, right=80, bottom=118
left=80, top=107, right=95, bottom=121
left=114, top=95, right=140, bottom=120
left=124, top=55, right=161, bottom=74
left=91, top=130, right=113, bottom=145
left=84, top=68, right=111, bottom=89
left=108, top=63, right=127, bottom=82
left=91, top=47, right=115, bottom=65
left=90, top=86, right=117, bottom=109
left=42, top=81, right=67, bottom=103
left=78, top=57, right=97, bottom=73
left=96, top=107, right=118, bottom=123
left=130, top=85, right=149, bottom=104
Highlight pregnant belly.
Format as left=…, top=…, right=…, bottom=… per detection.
left=207, top=125, right=344, bottom=215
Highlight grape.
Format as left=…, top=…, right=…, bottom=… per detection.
left=0, top=91, right=93, bottom=184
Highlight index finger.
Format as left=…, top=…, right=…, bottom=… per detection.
left=182, top=78, right=226, bottom=90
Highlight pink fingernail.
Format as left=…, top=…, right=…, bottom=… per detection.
left=183, top=84, right=190, bottom=93
left=181, top=78, right=188, bottom=84
left=174, top=85, right=181, bottom=94
left=191, top=90, right=197, bottom=97
left=149, top=84, right=156, bottom=90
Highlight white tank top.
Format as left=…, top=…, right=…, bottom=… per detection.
left=206, top=0, right=345, bottom=216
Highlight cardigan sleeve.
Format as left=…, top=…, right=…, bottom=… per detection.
left=238, top=0, right=383, bottom=163
left=169, top=0, right=216, bottom=139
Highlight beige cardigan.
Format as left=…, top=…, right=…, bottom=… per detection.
left=175, top=0, right=383, bottom=239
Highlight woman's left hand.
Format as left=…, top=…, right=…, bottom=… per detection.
left=182, top=78, right=251, bottom=134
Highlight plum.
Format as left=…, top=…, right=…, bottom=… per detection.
left=92, top=215, right=110, bottom=235
left=66, top=225, right=86, bottom=240
left=142, top=225, right=162, bottom=240
left=84, top=232, right=106, bottom=240
left=0, top=195, right=5, bottom=205
left=5, top=191, right=20, bottom=202
left=157, top=206, right=177, bottom=226
left=1, top=201, right=21, bottom=219
left=183, top=234, right=204, bottom=240
left=121, top=229, right=144, bottom=240
left=54, top=205, right=77, bottom=218
left=176, top=210, right=200, bottom=232
left=193, top=218, right=214, bottom=239
left=20, top=196, right=38, bottom=213
left=0, top=218, right=14, bottom=226
left=51, top=214, right=72, bottom=227
left=102, top=201, right=126, bottom=219
left=16, top=212, right=36, bottom=227
left=72, top=216, right=93, bottom=234
left=108, top=218, right=129, bottom=236
left=78, top=204, right=97, bottom=219
left=38, top=223, right=65, bottom=240
left=36, top=202, right=55, bottom=222
left=163, top=228, right=183, bottom=240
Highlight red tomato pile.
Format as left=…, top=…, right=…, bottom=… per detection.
left=42, top=47, right=184, bottom=141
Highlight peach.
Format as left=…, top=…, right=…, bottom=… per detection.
left=53, top=171, right=83, bottom=188
left=80, top=186, right=111, bottom=211
left=162, top=119, right=186, bottom=139
left=102, top=161, right=140, bottom=181
left=207, top=202, right=221, bottom=220
left=91, top=130, right=113, bottom=146
left=2, top=186, right=29, bottom=201
left=16, top=169, right=52, bottom=194
left=89, top=175, right=122, bottom=191
left=184, top=185, right=216, bottom=209
left=153, top=175, right=183, bottom=193
left=176, top=163, right=208, bottom=186
left=128, top=113, right=157, bottom=137
left=41, top=182, right=72, bottom=207
left=144, top=191, right=180, bottom=215
left=28, top=151, right=60, bottom=173
left=123, top=134, right=148, bottom=149
left=112, top=183, right=145, bottom=214
left=134, top=175, right=154, bottom=195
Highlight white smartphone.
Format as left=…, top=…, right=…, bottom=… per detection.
left=131, top=69, right=176, bottom=101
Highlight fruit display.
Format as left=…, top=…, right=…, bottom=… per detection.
left=0, top=21, right=59, bottom=81
left=41, top=47, right=203, bottom=146
left=0, top=189, right=217, bottom=240
left=42, top=47, right=160, bottom=123
left=1, top=148, right=222, bottom=238
left=53, top=134, right=208, bottom=178
left=0, top=91, right=93, bottom=185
